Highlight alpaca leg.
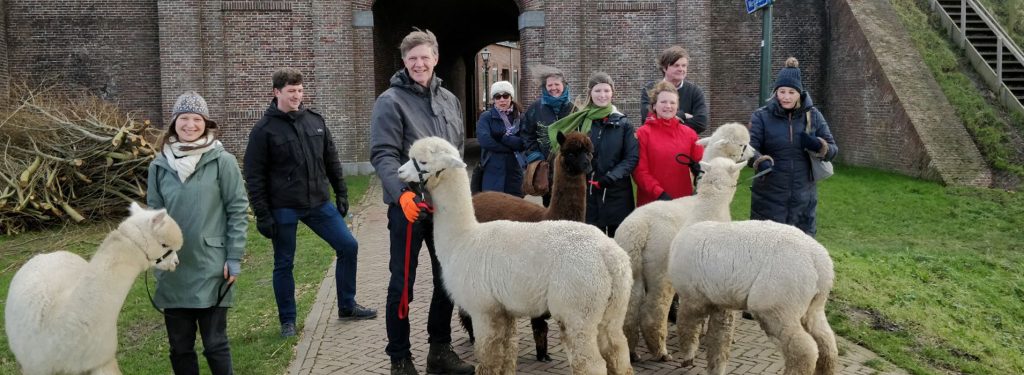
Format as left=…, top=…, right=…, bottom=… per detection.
left=804, top=305, right=838, bottom=375
left=703, top=309, right=737, bottom=375
left=459, top=309, right=476, bottom=344
left=597, top=310, right=634, bottom=375
left=624, top=274, right=645, bottom=361
left=560, top=317, right=607, bottom=375
left=496, top=313, right=518, bottom=375
left=639, top=277, right=674, bottom=361
left=675, top=298, right=710, bottom=367
left=760, top=312, right=818, bottom=375
left=474, top=312, right=517, bottom=375
left=89, top=358, right=122, bottom=375
left=531, top=315, right=552, bottom=362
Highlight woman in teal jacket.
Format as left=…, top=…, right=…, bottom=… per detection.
left=147, top=91, right=249, bottom=375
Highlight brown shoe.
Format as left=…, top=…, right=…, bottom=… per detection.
left=425, top=343, right=475, bottom=374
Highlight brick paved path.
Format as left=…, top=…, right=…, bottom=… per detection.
left=287, top=177, right=907, bottom=375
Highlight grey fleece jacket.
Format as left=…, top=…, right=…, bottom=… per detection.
left=370, top=69, right=465, bottom=204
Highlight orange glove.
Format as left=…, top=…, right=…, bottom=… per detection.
left=399, top=191, right=427, bottom=223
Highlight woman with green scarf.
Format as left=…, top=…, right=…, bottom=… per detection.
left=547, top=72, right=639, bottom=237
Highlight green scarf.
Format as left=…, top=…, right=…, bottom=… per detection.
left=547, top=104, right=613, bottom=154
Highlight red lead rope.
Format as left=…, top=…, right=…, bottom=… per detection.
left=398, top=221, right=414, bottom=320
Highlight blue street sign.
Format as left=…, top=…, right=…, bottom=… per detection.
left=746, top=0, right=773, bottom=14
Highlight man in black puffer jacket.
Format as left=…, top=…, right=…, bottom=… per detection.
left=244, top=68, right=377, bottom=339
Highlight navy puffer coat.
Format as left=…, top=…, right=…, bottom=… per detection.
left=748, top=92, right=838, bottom=236
left=477, top=106, right=527, bottom=196
left=586, top=111, right=639, bottom=229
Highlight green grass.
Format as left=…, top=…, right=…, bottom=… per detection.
left=0, top=174, right=371, bottom=374
left=893, top=0, right=1024, bottom=177
left=729, top=166, right=1024, bottom=374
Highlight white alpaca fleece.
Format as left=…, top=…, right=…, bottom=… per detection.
left=5, top=202, right=184, bottom=375
left=614, top=157, right=746, bottom=361
left=397, top=137, right=635, bottom=375
left=668, top=220, right=837, bottom=375
left=698, top=122, right=754, bottom=162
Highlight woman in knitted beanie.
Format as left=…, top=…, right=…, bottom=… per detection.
left=476, top=80, right=528, bottom=196
left=547, top=72, right=639, bottom=237
left=147, top=91, right=249, bottom=374
left=747, top=57, right=839, bottom=237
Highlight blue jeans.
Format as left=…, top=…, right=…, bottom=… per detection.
left=271, top=202, right=358, bottom=324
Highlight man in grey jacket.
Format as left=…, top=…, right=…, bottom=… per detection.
left=369, top=29, right=473, bottom=375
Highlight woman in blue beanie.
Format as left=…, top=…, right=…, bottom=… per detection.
left=748, top=57, right=839, bottom=237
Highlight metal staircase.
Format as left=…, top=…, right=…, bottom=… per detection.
left=931, top=0, right=1024, bottom=116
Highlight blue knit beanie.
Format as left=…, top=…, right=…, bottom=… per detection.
left=774, top=57, right=803, bottom=93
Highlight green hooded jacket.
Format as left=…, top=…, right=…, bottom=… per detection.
left=147, top=145, right=249, bottom=308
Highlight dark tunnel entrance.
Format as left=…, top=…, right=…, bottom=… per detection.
left=372, top=0, right=521, bottom=139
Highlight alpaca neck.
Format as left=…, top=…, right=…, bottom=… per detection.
left=72, top=230, right=149, bottom=328
left=547, top=157, right=587, bottom=221
left=428, top=167, right=479, bottom=245
left=692, top=185, right=738, bottom=222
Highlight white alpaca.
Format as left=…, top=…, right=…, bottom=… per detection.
left=397, top=137, right=634, bottom=375
left=669, top=220, right=837, bottom=375
left=5, top=202, right=184, bottom=375
left=615, top=156, right=747, bottom=361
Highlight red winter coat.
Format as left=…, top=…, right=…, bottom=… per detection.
left=633, top=116, right=704, bottom=207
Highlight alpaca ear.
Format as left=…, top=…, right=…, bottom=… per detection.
left=696, top=137, right=710, bottom=146
left=151, top=210, right=168, bottom=227
left=557, top=131, right=567, bottom=146
left=699, top=160, right=711, bottom=171
left=129, top=201, right=144, bottom=215
left=441, top=153, right=467, bottom=169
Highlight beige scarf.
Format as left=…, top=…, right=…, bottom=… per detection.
left=162, top=135, right=219, bottom=182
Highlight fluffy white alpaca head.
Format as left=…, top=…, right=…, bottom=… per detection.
left=698, top=122, right=754, bottom=163
left=695, top=157, right=747, bottom=194
left=397, top=137, right=467, bottom=190
left=124, top=202, right=183, bottom=271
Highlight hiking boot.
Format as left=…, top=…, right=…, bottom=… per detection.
left=339, top=304, right=378, bottom=320
left=426, top=343, right=475, bottom=374
left=391, top=356, right=419, bottom=375
left=280, top=322, right=296, bottom=338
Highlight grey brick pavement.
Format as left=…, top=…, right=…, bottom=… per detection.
left=287, top=177, right=907, bottom=374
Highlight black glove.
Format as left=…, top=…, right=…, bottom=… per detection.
left=336, top=196, right=349, bottom=217
left=492, top=131, right=505, bottom=143
left=756, top=159, right=774, bottom=174
left=799, top=132, right=823, bottom=153
left=658, top=192, right=672, bottom=201
left=256, top=215, right=276, bottom=239
left=598, top=176, right=613, bottom=189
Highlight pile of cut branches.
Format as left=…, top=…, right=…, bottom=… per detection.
left=0, top=84, right=161, bottom=235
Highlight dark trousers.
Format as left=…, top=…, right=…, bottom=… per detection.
left=271, top=202, right=359, bottom=324
left=385, top=204, right=455, bottom=361
left=164, top=307, right=232, bottom=375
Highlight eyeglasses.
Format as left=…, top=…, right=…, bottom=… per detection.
left=492, top=93, right=511, bottom=100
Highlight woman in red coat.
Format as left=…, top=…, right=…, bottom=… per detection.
left=633, top=80, right=704, bottom=207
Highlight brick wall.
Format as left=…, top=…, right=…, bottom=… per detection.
left=0, top=0, right=993, bottom=184
left=5, top=0, right=162, bottom=124
left=710, top=0, right=826, bottom=128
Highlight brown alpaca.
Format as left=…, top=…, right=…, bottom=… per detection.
left=460, top=131, right=593, bottom=362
